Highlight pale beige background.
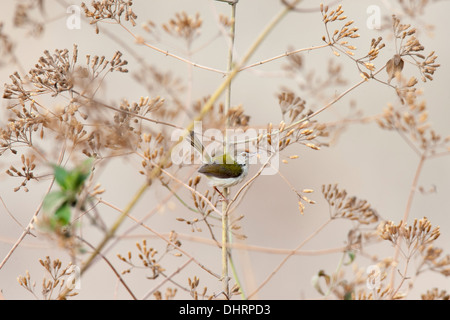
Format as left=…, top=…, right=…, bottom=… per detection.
left=0, top=0, right=449, bottom=300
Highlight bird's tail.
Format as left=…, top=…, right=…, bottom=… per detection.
left=188, top=131, right=211, bottom=163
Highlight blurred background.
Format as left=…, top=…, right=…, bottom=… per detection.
left=0, top=0, right=449, bottom=300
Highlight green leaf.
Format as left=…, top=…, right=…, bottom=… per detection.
left=52, top=158, right=94, bottom=192
left=53, top=165, right=70, bottom=190
left=344, top=250, right=356, bottom=265
left=65, top=171, right=83, bottom=192
left=54, top=203, right=72, bottom=226
left=45, top=158, right=93, bottom=229
left=43, top=191, right=69, bottom=216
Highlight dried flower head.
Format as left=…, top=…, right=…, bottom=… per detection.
left=188, top=275, right=209, bottom=300
left=117, top=239, right=165, bottom=279
left=162, top=12, right=202, bottom=46
left=357, top=37, right=386, bottom=78
left=378, top=217, right=440, bottom=256
left=322, top=184, right=380, bottom=224
left=419, top=245, right=450, bottom=277
left=421, top=288, right=450, bottom=300
left=320, top=4, right=360, bottom=56
left=18, top=256, right=78, bottom=300
left=376, top=88, right=447, bottom=154
left=5, top=153, right=36, bottom=192
left=275, top=92, right=329, bottom=154
left=389, top=15, right=439, bottom=83
left=13, top=0, right=45, bottom=37
left=0, top=23, right=16, bottom=67
left=81, top=0, right=138, bottom=33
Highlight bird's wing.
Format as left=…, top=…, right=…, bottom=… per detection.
left=198, top=163, right=242, bottom=178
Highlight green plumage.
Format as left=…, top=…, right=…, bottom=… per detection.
left=189, top=131, right=249, bottom=184
left=198, top=162, right=243, bottom=179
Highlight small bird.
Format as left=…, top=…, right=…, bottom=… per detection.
left=189, top=131, right=252, bottom=196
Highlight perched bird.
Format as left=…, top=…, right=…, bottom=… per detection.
left=189, top=131, right=252, bottom=196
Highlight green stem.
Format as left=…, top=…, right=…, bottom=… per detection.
left=221, top=196, right=230, bottom=297
left=162, top=182, right=200, bottom=214
left=221, top=0, right=237, bottom=300
left=229, top=249, right=246, bottom=299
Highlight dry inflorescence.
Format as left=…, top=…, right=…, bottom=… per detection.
left=13, top=0, right=46, bottom=37
left=378, top=217, right=440, bottom=251
left=81, top=0, right=137, bottom=33
left=1, top=0, right=448, bottom=301
left=262, top=91, right=330, bottom=173
left=322, top=184, right=380, bottom=225
left=118, top=239, right=166, bottom=279
left=17, top=256, right=79, bottom=300
left=388, top=15, right=439, bottom=83
left=376, top=88, right=450, bottom=155
left=320, top=4, right=360, bottom=58
left=5, top=153, right=36, bottom=192
left=421, top=288, right=450, bottom=300
left=162, top=12, right=202, bottom=45
left=117, top=235, right=182, bottom=282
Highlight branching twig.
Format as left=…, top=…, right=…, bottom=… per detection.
left=142, top=257, right=193, bottom=300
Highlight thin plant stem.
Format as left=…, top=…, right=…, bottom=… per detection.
left=95, top=180, right=185, bottom=259
left=0, top=145, right=66, bottom=270
left=0, top=196, right=30, bottom=234
left=323, top=251, right=347, bottom=298
left=78, top=237, right=137, bottom=300
left=0, top=181, right=54, bottom=270
left=57, top=181, right=149, bottom=299
left=142, top=257, right=194, bottom=300
left=228, top=251, right=246, bottom=299
left=155, top=164, right=222, bottom=217
left=234, top=66, right=386, bottom=146
left=118, top=232, right=357, bottom=256
left=126, top=213, right=221, bottom=279
left=220, top=0, right=238, bottom=299
left=82, top=182, right=148, bottom=274
left=247, top=218, right=332, bottom=299
left=119, top=22, right=227, bottom=75
left=221, top=195, right=230, bottom=298
left=388, top=153, right=426, bottom=297
left=239, top=43, right=330, bottom=72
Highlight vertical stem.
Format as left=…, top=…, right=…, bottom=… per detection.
left=221, top=196, right=230, bottom=297
left=388, top=153, right=426, bottom=297
left=185, top=42, right=194, bottom=120
left=221, top=1, right=237, bottom=299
